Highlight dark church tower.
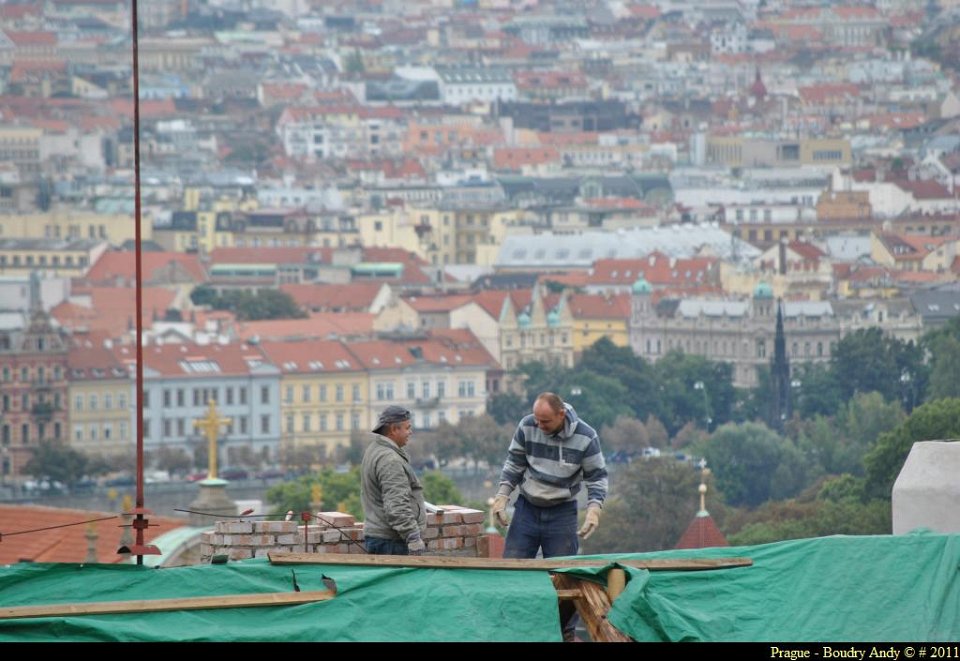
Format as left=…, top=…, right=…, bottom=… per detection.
left=769, top=298, right=792, bottom=430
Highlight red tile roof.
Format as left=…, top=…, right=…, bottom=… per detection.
left=893, top=179, right=953, bottom=200
left=85, top=251, right=207, bottom=285
left=403, top=294, right=474, bottom=313
left=280, top=282, right=386, bottom=312
left=567, top=293, right=631, bottom=320
left=798, top=83, right=860, bottom=105
left=113, top=341, right=269, bottom=378
left=236, top=312, right=375, bottom=342
left=259, top=339, right=362, bottom=373
left=588, top=254, right=718, bottom=287
left=493, top=146, right=561, bottom=170
left=0, top=505, right=189, bottom=565
left=675, top=512, right=729, bottom=550
left=5, top=31, right=56, bottom=46
left=51, top=287, right=176, bottom=336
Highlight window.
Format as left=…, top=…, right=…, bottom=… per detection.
left=75, top=394, right=83, bottom=411
left=302, top=385, right=311, bottom=403
left=193, top=389, right=201, bottom=406
left=118, top=393, right=126, bottom=410
left=143, top=390, right=150, bottom=408
left=104, top=393, right=112, bottom=410
left=286, top=415, right=294, bottom=433
left=422, top=382, right=430, bottom=399
left=120, top=422, right=127, bottom=440
left=143, top=419, right=151, bottom=439
left=336, top=385, right=344, bottom=402
left=163, top=419, right=172, bottom=437
left=261, top=415, right=270, bottom=434
left=177, top=419, right=185, bottom=436
left=407, top=382, right=416, bottom=399
left=261, top=386, right=270, bottom=404
left=320, top=414, right=328, bottom=431
left=352, top=384, right=360, bottom=402
left=163, top=389, right=172, bottom=407
left=423, top=413, right=431, bottom=429
left=437, top=381, right=445, bottom=398
left=336, top=413, right=344, bottom=431
left=20, top=424, right=28, bottom=444
left=285, top=386, right=294, bottom=403
left=319, top=385, right=327, bottom=402
left=104, top=424, right=112, bottom=441
left=239, top=387, right=247, bottom=405
left=89, top=424, right=97, bottom=441
left=225, top=388, right=233, bottom=405
left=89, top=394, right=98, bottom=411
left=351, top=413, right=359, bottom=430
left=239, top=416, right=248, bottom=434
left=302, top=414, right=311, bottom=432
left=74, top=424, right=83, bottom=442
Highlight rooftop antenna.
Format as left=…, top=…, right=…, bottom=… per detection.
left=124, top=0, right=160, bottom=564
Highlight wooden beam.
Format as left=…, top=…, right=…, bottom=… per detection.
left=269, top=552, right=752, bottom=572
left=555, top=589, right=583, bottom=600
left=0, top=589, right=336, bottom=621
left=606, top=567, right=626, bottom=601
left=553, top=574, right=632, bottom=643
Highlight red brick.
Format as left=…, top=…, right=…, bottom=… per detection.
left=441, top=525, right=464, bottom=537
left=423, top=526, right=439, bottom=539
left=458, top=511, right=485, bottom=525
left=216, top=521, right=253, bottom=534
left=228, top=548, right=254, bottom=561
left=440, top=537, right=463, bottom=550
left=254, top=521, right=299, bottom=534
left=461, top=523, right=483, bottom=537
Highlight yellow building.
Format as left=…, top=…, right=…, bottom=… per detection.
left=0, top=238, right=108, bottom=278
left=567, top=293, right=631, bottom=358
left=500, top=288, right=574, bottom=372
left=260, top=340, right=369, bottom=462
left=1, top=210, right=152, bottom=246
left=67, top=344, right=132, bottom=458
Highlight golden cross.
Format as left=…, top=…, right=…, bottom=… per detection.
left=194, top=399, right=232, bottom=480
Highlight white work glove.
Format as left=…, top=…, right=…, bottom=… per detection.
left=492, top=494, right=510, bottom=527
left=578, top=504, right=602, bottom=540
left=406, top=532, right=426, bottom=556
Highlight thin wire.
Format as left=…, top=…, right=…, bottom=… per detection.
left=1, top=515, right=119, bottom=539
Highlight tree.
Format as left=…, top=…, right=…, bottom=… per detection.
left=925, top=334, right=960, bottom=402
left=487, top=391, right=529, bottom=426
left=23, top=441, right=90, bottom=490
left=792, top=362, right=841, bottom=418
left=652, top=351, right=736, bottom=434
left=727, top=498, right=890, bottom=545
left=455, top=414, right=514, bottom=473
left=863, top=398, right=960, bottom=500
left=191, top=288, right=307, bottom=321
left=266, top=467, right=363, bottom=518
left=578, top=338, right=661, bottom=421
left=412, top=423, right=461, bottom=468
left=599, top=415, right=649, bottom=454
left=830, top=328, right=926, bottom=405
left=581, top=457, right=722, bottom=553
left=698, top=422, right=810, bottom=507
left=797, top=392, right=904, bottom=477
left=190, top=285, right=217, bottom=307
left=421, top=471, right=463, bottom=506
left=154, top=446, right=192, bottom=476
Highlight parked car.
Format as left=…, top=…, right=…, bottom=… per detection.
left=219, top=467, right=249, bottom=481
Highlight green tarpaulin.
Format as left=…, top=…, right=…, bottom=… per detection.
left=1, top=532, right=957, bottom=641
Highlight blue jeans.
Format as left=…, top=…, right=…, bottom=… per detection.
left=503, top=495, right=580, bottom=641
left=365, top=536, right=408, bottom=555
left=503, top=495, right=579, bottom=559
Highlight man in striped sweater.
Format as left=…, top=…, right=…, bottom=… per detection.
left=492, top=392, right=608, bottom=641
left=492, top=391, right=608, bottom=558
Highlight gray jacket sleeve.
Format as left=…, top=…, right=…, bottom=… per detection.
left=375, top=454, right=420, bottom=541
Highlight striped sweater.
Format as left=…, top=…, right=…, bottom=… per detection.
left=497, top=403, right=608, bottom=508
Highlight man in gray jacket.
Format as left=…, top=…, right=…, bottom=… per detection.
left=361, top=405, right=427, bottom=555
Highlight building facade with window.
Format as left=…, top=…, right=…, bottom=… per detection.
left=259, top=339, right=368, bottom=462
left=114, top=342, right=281, bottom=465
left=0, top=275, right=69, bottom=480
left=630, top=281, right=840, bottom=388
left=67, top=341, right=130, bottom=458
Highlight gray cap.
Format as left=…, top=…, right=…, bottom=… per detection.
left=373, top=405, right=411, bottom=433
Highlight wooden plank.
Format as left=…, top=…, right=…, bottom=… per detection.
left=555, top=589, right=583, bottom=600
left=606, top=567, right=626, bottom=601
left=0, top=589, right=336, bottom=621
left=553, top=574, right=632, bottom=643
left=269, top=551, right=752, bottom=571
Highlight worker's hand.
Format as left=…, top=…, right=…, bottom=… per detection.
left=578, top=504, right=602, bottom=540
left=492, top=494, right=510, bottom=527
left=406, top=532, right=426, bottom=556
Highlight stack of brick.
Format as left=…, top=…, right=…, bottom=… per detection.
left=199, top=507, right=488, bottom=563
